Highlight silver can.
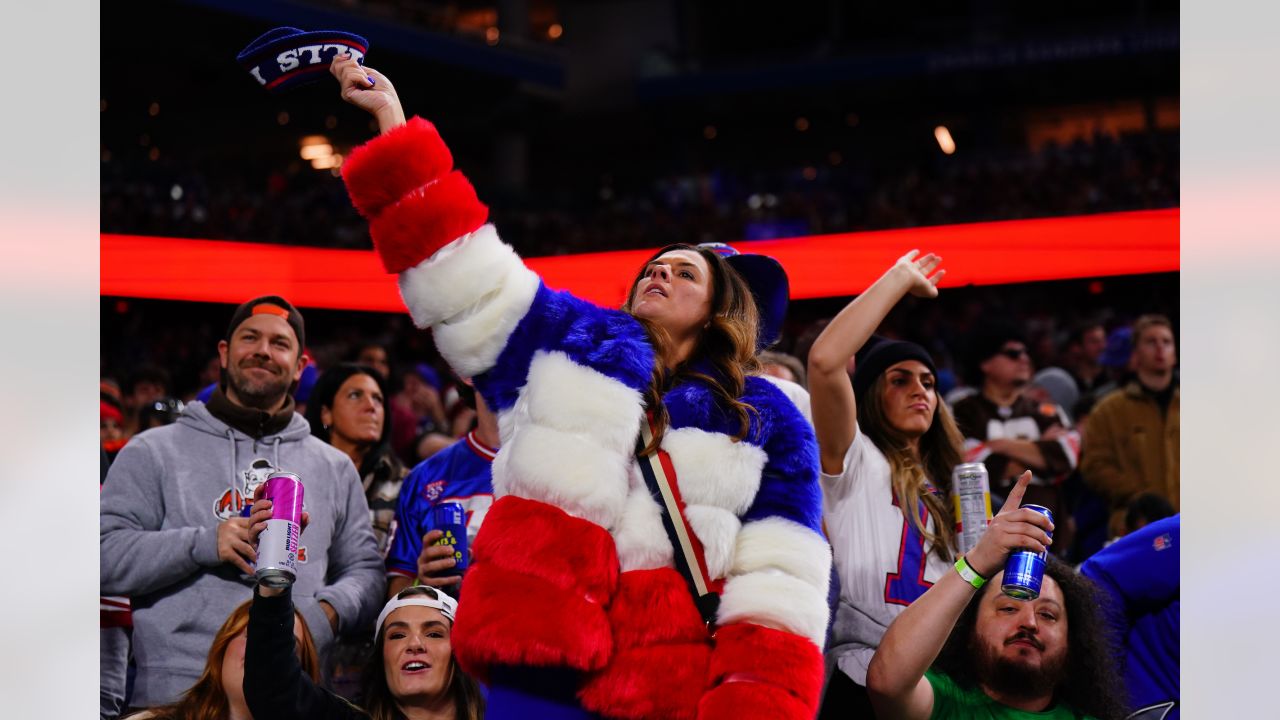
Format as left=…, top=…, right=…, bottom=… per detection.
left=951, top=463, right=993, bottom=555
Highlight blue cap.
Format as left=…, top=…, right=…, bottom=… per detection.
left=237, top=26, right=370, bottom=93
left=698, top=243, right=790, bottom=351
left=412, top=363, right=443, bottom=392
left=294, top=363, right=320, bottom=404
left=1100, top=327, right=1133, bottom=368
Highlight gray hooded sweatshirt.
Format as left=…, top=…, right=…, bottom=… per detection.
left=100, top=401, right=384, bottom=707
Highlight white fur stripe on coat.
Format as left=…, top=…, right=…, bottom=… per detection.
left=525, top=351, right=645, bottom=456
left=661, top=427, right=766, bottom=516
left=718, top=516, right=832, bottom=647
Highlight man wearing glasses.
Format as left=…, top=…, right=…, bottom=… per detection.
left=951, top=322, right=1078, bottom=519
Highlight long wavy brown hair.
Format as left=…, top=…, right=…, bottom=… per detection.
left=622, top=243, right=761, bottom=451
left=143, top=599, right=321, bottom=720
left=858, top=372, right=965, bottom=560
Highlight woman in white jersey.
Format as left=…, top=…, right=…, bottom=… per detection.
left=808, top=251, right=964, bottom=717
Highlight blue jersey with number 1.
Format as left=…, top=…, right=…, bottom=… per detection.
left=386, top=431, right=497, bottom=580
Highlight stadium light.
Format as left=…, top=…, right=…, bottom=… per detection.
left=935, top=125, right=957, bottom=154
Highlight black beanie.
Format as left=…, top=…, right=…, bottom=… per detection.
left=852, top=336, right=937, bottom=400
left=963, top=320, right=1026, bottom=384
left=225, top=295, right=306, bottom=351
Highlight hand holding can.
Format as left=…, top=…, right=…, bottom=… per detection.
left=248, top=472, right=306, bottom=589
left=414, top=529, right=463, bottom=588
left=962, top=471, right=1054, bottom=582
left=416, top=502, right=468, bottom=588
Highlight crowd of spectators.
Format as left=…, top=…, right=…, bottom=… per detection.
left=99, top=280, right=1179, bottom=719
left=101, top=128, right=1178, bottom=257
left=100, top=94, right=1179, bottom=720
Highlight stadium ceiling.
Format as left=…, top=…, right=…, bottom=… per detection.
left=102, top=209, right=1177, bottom=312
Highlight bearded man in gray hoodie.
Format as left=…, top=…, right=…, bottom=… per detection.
left=100, top=295, right=384, bottom=709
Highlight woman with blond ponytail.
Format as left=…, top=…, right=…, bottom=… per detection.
left=806, top=251, right=964, bottom=718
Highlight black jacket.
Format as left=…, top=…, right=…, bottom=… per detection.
left=245, top=587, right=370, bottom=720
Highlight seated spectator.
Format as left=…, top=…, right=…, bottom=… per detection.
left=122, top=599, right=321, bottom=720
left=244, top=496, right=485, bottom=720
left=305, top=362, right=412, bottom=698
left=355, top=342, right=393, bottom=383
left=758, top=349, right=808, bottom=388
left=1093, top=326, right=1135, bottom=400
left=101, top=393, right=128, bottom=460
left=1081, top=314, right=1179, bottom=538
left=386, top=389, right=498, bottom=598
left=1081, top=515, right=1180, bottom=720
left=952, top=322, right=1078, bottom=541
left=100, top=295, right=384, bottom=709
left=1027, top=368, right=1081, bottom=425
left=393, top=363, right=454, bottom=461
left=293, top=361, right=320, bottom=417
left=1122, top=492, right=1175, bottom=537
left=305, top=363, right=407, bottom=558
left=124, top=365, right=171, bottom=436
left=866, top=472, right=1127, bottom=720
left=1061, top=321, right=1109, bottom=398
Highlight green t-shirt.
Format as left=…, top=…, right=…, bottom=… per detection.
left=925, top=670, right=1097, bottom=720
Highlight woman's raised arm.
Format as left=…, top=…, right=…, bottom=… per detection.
left=806, top=251, right=944, bottom=475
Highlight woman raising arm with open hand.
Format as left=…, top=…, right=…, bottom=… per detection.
left=807, top=251, right=963, bottom=717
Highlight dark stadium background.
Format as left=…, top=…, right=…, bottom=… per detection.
left=100, top=0, right=1178, bottom=396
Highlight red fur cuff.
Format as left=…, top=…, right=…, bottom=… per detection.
left=342, top=117, right=454, bottom=218
left=453, top=560, right=614, bottom=678
left=472, top=496, right=619, bottom=604
left=367, top=170, right=490, bottom=274
left=578, top=569, right=712, bottom=719
left=699, top=623, right=824, bottom=719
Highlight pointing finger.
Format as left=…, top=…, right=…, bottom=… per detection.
left=998, top=471, right=1033, bottom=515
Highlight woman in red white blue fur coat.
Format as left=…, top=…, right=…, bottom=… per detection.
left=329, top=55, right=830, bottom=720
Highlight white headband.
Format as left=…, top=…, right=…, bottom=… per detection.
left=374, top=589, right=458, bottom=641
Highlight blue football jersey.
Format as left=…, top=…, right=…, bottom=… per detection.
left=1081, top=514, right=1180, bottom=720
left=386, top=431, right=496, bottom=579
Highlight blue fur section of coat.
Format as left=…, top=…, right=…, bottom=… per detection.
left=475, top=282, right=655, bottom=413
left=666, top=373, right=823, bottom=534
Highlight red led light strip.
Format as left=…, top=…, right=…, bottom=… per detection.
left=101, top=208, right=1178, bottom=311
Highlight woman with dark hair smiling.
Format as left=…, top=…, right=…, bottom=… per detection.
left=322, top=55, right=829, bottom=719
left=243, top=500, right=485, bottom=720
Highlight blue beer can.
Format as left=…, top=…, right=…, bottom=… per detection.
left=425, top=501, right=469, bottom=574
left=1001, top=504, right=1053, bottom=600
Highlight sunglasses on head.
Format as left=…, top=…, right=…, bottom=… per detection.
left=998, top=347, right=1029, bottom=360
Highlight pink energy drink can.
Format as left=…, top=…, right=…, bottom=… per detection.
left=255, top=471, right=304, bottom=588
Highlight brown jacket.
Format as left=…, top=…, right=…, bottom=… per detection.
left=1081, top=381, right=1180, bottom=530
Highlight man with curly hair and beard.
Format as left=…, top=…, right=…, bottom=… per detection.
left=867, top=472, right=1128, bottom=720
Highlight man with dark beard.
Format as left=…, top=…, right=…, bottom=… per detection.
left=101, top=296, right=384, bottom=711
left=867, top=472, right=1127, bottom=720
